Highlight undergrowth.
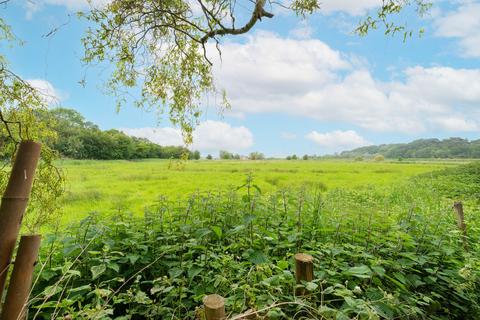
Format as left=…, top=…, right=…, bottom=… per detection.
left=27, top=164, right=480, bottom=319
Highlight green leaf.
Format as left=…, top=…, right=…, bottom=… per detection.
left=345, top=265, right=373, bottom=279
left=277, top=260, right=289, bottom=270
left=169, top=267, right=183, bottom=279
left=211, top=226, right=222, bottom=239
left=305, top=281, right=318, bottom=291
left=187, top=267, right=203, bottom=280
left=247, top=250, right=269, bottom=265
left=107, top=263, right=120, bottom=273
left=91, top=264, right=106, bottom=280
left=373, top=302, right=395, bottom=319
left=69, top=284, right=92, bottom=293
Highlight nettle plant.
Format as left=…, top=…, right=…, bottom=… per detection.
left=30, top=166, right=480, bottom=319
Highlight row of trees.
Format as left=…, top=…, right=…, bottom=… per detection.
left=340, top=138, right=480, bottom=159
left=218, top=150, right=265, bottom=160
left=41, top=108, right=200, bottom=160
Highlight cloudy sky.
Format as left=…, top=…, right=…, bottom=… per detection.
left=3, top=0, right=480, bottom=156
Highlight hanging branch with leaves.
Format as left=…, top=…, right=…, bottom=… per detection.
left=0, top=17, right=65, bottom=232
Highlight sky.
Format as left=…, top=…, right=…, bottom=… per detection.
left=2, top=0, right=480, bottom=157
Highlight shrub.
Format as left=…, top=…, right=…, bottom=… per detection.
left=31, top=172, right=480, bottom=319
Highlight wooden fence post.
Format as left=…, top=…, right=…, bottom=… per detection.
left=294, top=253, right=314, bottom=295
left=453, top=201, right=468, bottom=249
left=0, top=235, right=41, bottom=320
left=0, top=141, right=41, bottom=300
left=203, top=294, right=226, bottom=320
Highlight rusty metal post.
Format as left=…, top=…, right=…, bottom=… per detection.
left=294, top=253, right=314, bottom=295
left=0, top=235, right=41, bottom=320
left=0, top=141, right=41, bottom=300
left=203, top=294, right=226, bottom=320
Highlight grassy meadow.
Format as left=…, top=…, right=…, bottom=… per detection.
left=29, top=159, right=480, bottom=319
left=58, top=159, right=457, bottom=222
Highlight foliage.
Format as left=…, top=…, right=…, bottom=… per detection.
left=30, top=164, right=480, bottom=319
left=249, top=152, right=265, bottom=160
left=341, top=138, right=480, bottom=159
left=219, top=150, right=240, bottom=160
left=40, top=108, right=196, bottom=160
left=416, top=161, right=480, bottom=201
left=374, top=155, right=385, bottom=162
left=0, top=18, right=64, bottom=232
left=81, top=0, right=432, bottom=143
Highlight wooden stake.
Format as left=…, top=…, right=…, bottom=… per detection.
left=453, top=201, right=468, bottom=249
left=0, top=141, right=41, bottom=300
left=294, top=253, right=314, bottom=295
left=0, top=235, right=41, bottom=320
left=203, top=294, right=226, bottom=320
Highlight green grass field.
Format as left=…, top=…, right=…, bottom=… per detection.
left=59, top=159, right=458, bottom=222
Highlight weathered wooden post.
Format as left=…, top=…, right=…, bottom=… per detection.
left=294, top=253, right=314, bottom=295
left=0, top=141, right=41, bottom=300
left=0, top=235, right=41, bottom=320
left=453, top=201, right=468, bottom=249
left=203, top=294, right=226, bottom=320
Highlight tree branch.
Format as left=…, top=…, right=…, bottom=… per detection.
left=200, top=0, right=273, bottom=43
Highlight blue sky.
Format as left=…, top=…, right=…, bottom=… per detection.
left=2, top=0, right=480, bottom=156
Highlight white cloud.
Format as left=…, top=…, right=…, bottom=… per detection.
left=122, top=127, right=183, bottom=146
left=319, top=0, right=380, bottom=15
left=306, top=130, right=370, bottom=150
left=211, top=32, right=480, bottom=134
left=27, top=79, right=63, bottom=105
left=431, top=116, right=479, bottom=132
left=122, top=120, right=253, bottom=153
left=434, top=2, right=480, bottom=58
left=289, top=21, right=313, bottom=39
left=25, top=0, right=108, bottom=18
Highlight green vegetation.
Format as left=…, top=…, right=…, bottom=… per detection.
left=341, top=138, right=480, bottom=159
left=57, top=160, right=453, bottom=222
left=31, top=162, right=480, bottom=319
left=41, top=108, right=196, bottom=160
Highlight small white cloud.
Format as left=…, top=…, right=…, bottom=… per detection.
left=27, top=79, right=62, bottom=105
left=306, top=130, right=370, bottom=150
left=434, top=2, right=480, bottom=58
left=122, top=120, right=254, bottom=153
left=320, top=0, right=380, bottom=16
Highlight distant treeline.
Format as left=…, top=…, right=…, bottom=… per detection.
left=340, top=138, right=480, bottom=159
left=39, top=108, right=200, bottom=160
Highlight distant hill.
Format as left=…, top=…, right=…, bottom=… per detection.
left=340, top=138, right=480, bottom=159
